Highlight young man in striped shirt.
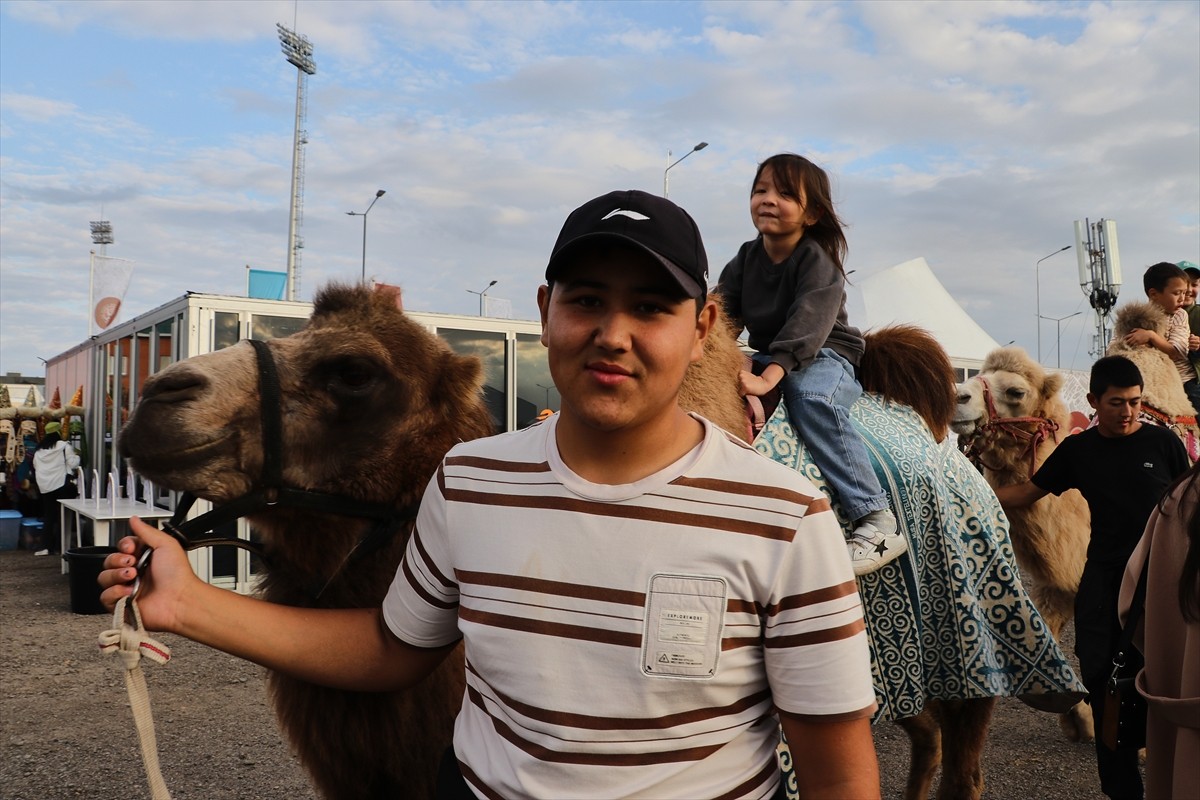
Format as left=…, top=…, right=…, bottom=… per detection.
left=101, top=190, right=880, bottom=799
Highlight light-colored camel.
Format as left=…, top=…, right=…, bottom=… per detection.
left=121, top=284, right=491, bottom=800
left=951, top=346, right=1094, bottom=742
left=120, top=284, right=1078, bottom=800
left=1106, top=300, right=1200, bottom=460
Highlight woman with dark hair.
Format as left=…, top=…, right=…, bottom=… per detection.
left=31, top=421, right=79, bottom=556
left=1120, top=462, right=1200, bottom=800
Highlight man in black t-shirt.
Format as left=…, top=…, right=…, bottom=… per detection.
left=995, top=355, right=1188, bottom=800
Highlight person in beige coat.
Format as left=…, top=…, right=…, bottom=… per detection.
left=1120, top=464, right=1200, bottom=800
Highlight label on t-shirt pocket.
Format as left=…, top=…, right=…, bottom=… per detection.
left=641, top=574, right=727, bottom=680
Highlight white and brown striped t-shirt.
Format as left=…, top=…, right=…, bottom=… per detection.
left=383, top=413, right=875, bottom=799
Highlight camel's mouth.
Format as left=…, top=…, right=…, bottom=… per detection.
left=123, top=432, right=237, bottom=480
left=950, top=416, right=981, bottom=436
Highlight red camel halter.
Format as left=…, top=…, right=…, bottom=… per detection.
left=963, top=375, right=1060, bottom=477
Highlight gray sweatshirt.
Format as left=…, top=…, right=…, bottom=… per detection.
left=717, top=236, right=864, bottom=373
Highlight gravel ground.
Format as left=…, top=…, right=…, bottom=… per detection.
left=1, top=549, right=1116, bottom=799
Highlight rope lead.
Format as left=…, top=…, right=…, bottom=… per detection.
left=99, top=596, right=173, bottom=800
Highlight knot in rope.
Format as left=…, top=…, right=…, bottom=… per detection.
left=99, top=596, right=172, bottom=670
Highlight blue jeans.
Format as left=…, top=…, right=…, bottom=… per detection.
left=755, top=349, right=888, bottom=522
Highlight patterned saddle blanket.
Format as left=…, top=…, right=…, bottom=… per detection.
left=756, top=393, right=1085, bottom=723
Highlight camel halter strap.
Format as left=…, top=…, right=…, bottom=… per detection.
left=964, top=375, right=1060, bottom=477
left=98, top=595, right=173, bottom=800
left=157, top=338, right=420, bottom=598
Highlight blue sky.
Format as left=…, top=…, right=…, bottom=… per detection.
left=2, top=0, right=1197, bottom=378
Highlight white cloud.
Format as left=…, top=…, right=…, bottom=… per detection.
left=0, top=0, right=1196, bottom=378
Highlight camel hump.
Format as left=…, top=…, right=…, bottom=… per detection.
left=1112, top=300, right=1169, bottom=338
left=861, top=325, right=956, bottom=440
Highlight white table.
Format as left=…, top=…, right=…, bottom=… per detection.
left=58, top=497, right=174, bottom=574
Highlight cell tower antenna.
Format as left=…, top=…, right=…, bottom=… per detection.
left=277, top=21, right=316, bottom=301
left=1073, top=217, right=1122, bottom=357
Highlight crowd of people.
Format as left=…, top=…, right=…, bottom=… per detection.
left=91, top=155, right=1196, bottom=800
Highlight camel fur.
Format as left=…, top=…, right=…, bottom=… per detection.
left=120, top=284, right=492, bottom=800
left=1106, top=300, right=1200, bottom=458
left=951, top=346, right=1094, bottom=742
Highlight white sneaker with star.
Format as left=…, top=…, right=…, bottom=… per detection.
left=847, top=510, right=906, bottom=576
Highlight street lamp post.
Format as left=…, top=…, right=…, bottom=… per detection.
left=1035, top=245, right=1072, bottom=363
left=467, top=279, right=497, bottom=316
left=663, top=141, right=708, bottom=198
left=1039, top=311, right=1082, bottom=368
left=347, top=189, right=386, bottom=282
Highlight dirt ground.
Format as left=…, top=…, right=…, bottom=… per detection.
left=1, top=549, right=1118, bottom=799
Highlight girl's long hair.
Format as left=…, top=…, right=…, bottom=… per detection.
left=1159, top=462, right=1200, bottom=622
left=754, top=153, right=848, bottom=274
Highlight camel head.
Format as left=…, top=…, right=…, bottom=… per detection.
left=120, top=282, right=494, bottom=532
left=952, top=346, right=1066, bottom=439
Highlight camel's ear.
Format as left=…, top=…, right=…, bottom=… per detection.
left=1042, top=372, right=1064, bottom=400
left=431, top=350, right=486, bottom=418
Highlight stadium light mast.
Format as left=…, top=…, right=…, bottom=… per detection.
left=89, top=220, right=114, bottom=254
left=278, top=22, right=316, bottom=301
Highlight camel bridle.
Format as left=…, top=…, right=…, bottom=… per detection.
left=155, top=338, right=420, bottom=598
left=960, top=375, right=1060, bottom=477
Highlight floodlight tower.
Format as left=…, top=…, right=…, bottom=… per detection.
left=1074, top=218, right=1122, bottom=357
left=89, top=220, right=114, bottom=255
left=278, top=22, right=316, bottom=302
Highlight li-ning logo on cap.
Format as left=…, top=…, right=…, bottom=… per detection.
left=602, top=208, right=650, bottom=222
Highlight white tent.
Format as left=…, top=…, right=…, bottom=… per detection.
left=854, top=257, right=1001, bottom=370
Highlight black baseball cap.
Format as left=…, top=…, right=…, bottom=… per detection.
left=545, top=190, right=709, bottom=299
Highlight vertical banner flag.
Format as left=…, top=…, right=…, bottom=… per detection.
left=247, top=268, right=288, bottom=300
left=90, top=253, right=135, bottom=334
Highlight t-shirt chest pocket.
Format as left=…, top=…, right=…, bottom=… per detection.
left=640, top=574, right=727, bottom=680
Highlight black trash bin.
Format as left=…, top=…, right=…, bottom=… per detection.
left=65, top=546, right=118, bottom=615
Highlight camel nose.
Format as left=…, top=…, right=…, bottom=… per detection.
left=956, top=392, right=972, bottom=405
left=139, top=365, right=210, bottom=405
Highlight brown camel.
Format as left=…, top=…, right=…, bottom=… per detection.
left=120, top=284, right=491, bottom=800
left=951, top=346, right=1094, bottom=742
left=121, top=284, right=1076, bottom=800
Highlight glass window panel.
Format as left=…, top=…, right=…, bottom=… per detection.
left=155, top=318, right=175, bottom=372
left=251, top=314, right=306, bottom=341
left=104, top=341, right=118, bottom=473
left=214, top=312, right=240, bottom=351
left=135, top=328, right=152, bottom=396
left=515, top=332, right=555, bottom=429
left=439, top=329, right=507, bottom=431
left=209, top=520, right=240, bottom=580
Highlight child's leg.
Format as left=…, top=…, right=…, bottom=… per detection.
left=777, top=350, right=886, bottom=521
left=776, top=350, right=906, bottom=575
